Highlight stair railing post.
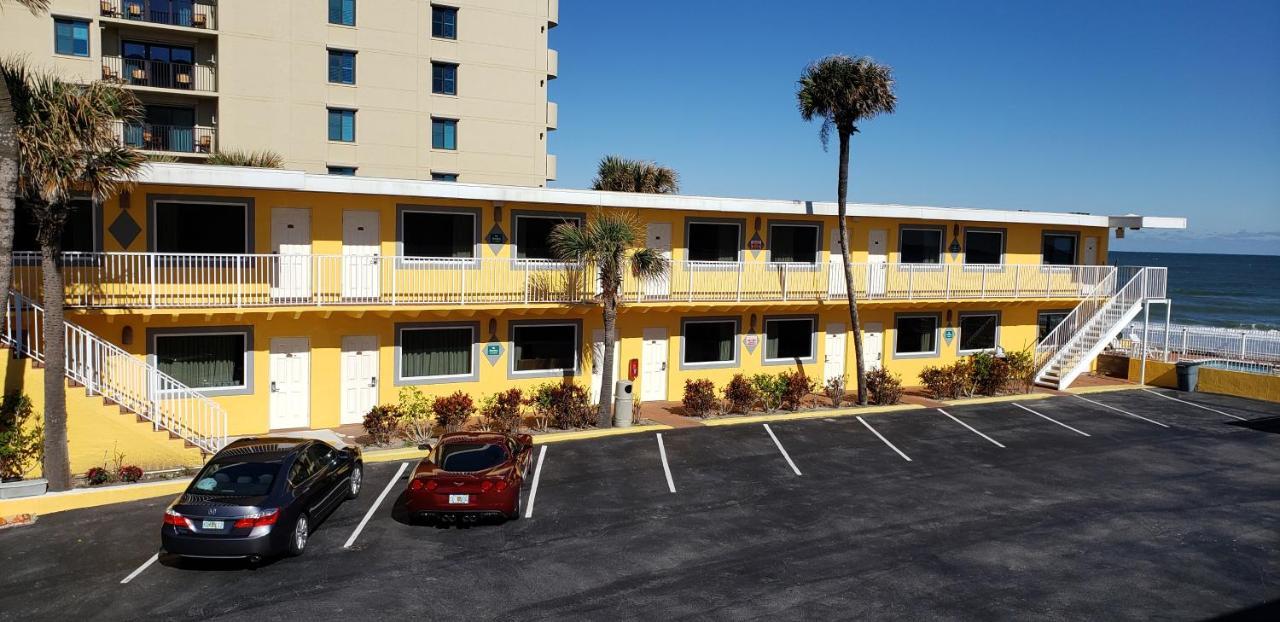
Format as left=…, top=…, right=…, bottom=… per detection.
left=148, top=253, right=156, bottom=309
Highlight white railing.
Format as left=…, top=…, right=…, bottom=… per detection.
left=1034, top=270, right=1119, bottom=372
left=12, top=252, right=1117, bottom=309
left=1119, top=322, right=1280, bottom=365
left=2, top=291, right=227, bottom=453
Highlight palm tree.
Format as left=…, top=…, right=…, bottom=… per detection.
left=591, top=155, right=680, bottom=194
left=2, top=62, right=145, bottom=490
left=797, top=55, right=896, bottom=406
left=549, top=210, right=668, bottom=427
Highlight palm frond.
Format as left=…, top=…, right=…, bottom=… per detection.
left=207, top=149, right=285, bottom=168
left=797, top=55, right=897, bottom=148
left=591, top=155, right=680, bottom=194
left=629, top=247, right=669, bottom=282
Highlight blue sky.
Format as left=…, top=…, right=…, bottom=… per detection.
left=546, top=0, right=1280, bottom=254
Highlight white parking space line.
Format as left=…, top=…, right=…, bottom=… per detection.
left=1142, top=389, right=1247, bottom=422
left=1013, top=402, right=1091, bottom=437
left=937, top=409, right=1006, bottom=448
left=120, top=553, right=158, bottom=584
left=656, top=433, right=677, bottom=493
left=524, top=445, right=548, bottom=518
left=857, top=416, right=912, bottom=462
left=1074, top=394, right=1170, bottom=428
left=763, top=424, right=802, bottom=476
left=344, top=461, right=409, bottom=549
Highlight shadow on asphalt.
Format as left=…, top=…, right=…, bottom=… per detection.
left=1227, top=416, right=1280, bottom=435
left=388, top=491, right=513, bottom=530
left=1204, top=598, right=1280, bottom=621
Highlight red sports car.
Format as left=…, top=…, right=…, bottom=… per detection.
left=406, top=432, right=534, bottom=526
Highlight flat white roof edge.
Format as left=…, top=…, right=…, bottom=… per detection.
left=137, top=163, right=1187, bottom=230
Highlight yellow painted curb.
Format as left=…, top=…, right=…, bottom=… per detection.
left=0, top=479, right=189, bottom=518
left=362, top=447, right=429, bottom=464
left=532, top=424, right=673, bottom=444
left=702, top=403, right=923, bottom=427
left=1067, top=384, right=1144, bottom=395
left=941, top=393, right=1055, bottom=406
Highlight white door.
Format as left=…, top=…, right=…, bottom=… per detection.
left=640, top=328, right=668, bottom=401
left=1084, top=236, right=1098, bottom=265
left=862, top=322, right=884, bottom=371
left=867, top=229, right=888, bottom=297
left=343, top=210, right=381, bottom=300
left=643, top=223, right=672, bottom=299
left=340, top=335, right=378, bottom=425
left=269, top=337, right=311, bottom=430
left=271, top=208, right=312, bottom=300
left=589, top=329, right=621, bottom=404
left=824, top=323, right=846, bottom=383
left=828, top=229, right=847, bottom=298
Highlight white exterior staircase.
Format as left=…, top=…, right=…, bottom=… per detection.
left=3, top=291, right=227, bottom=453
left=1034, top=267, right=1168, bottom=390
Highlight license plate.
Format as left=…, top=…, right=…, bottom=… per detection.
left=201, top=520, right=225, bottom=530
left=447, top=494, right=469, bottom=505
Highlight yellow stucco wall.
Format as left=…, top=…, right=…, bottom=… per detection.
left=1128, top=358, right=1280, bottom=403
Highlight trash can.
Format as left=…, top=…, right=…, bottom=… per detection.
left=613, top=380, right=634, bottom=428
left=1175, top=361, right=1202, bottom=392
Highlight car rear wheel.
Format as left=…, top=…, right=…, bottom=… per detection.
left=346, top=463, right=363, bottom=500
left=508, top=493, right=522, bottom=521
left=287, top=513, right=309, bottom=557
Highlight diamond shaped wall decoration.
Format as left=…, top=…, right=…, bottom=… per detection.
left=109, top=211, right=142, bottom=249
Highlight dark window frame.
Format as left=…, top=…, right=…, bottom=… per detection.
left=327, top=108, right=356, bottom=142
left=898, top=225, right=945, bottom=265
left=1041, top=231, right=1080, bottom=266
left=147, top=195, right=255, bottom=254
left=512, top=210, right=585, bottom=262
left=327, top=49, right=357, bottom=85
left=431, top=61, right=457, bottom=95
left=13, top=198, right=102, bottom=262
left=766, top=220, right=823, bottom=265
left=1038, top=309, right=1072, bottom=341
left=328, top=0, right=356, bottom=26
left=684, top=217, right=744, bottom=264
left=53, top=17, right=90, bottom=57
left=431, top=5, right=458, bottom=39
left=680, top=317, right=741, bottom=370
left=431, top=117, right=457, bottom=150
left=508, top=320, right=582, bottom=379
left=762, top=315, right=818, bottom=365
left=147, top=326, right=254, bottom=397
left=957, top=311, right=1001, bottom=354
left=396, top=205, right=481, bottom=265
left=394, top=322, right=480, bottom=385
left=893, top=313, right=941, bottom=358
left=327, top=166, right=357, bottom=176
left=963, top=227, right=1006, bottom=266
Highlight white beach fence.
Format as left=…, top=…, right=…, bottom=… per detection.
left=1117, top=321, right=1280, bottom=365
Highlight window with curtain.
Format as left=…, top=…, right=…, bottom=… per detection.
left=153, top=201, right=248, bottom=253
left=900, top=228, right=943, bottom=264
left=432, top=63, right=457, bottom=95
left=768, top=224, right=819, bottom=263
left=328, top=50, right=356, bottom=84
left=329, top=0, right=355, bottom=26
left=402, top=211, right=474, bottom=258
left=895, top=315, right=938, bottom=356
left=431, top=118, right=457, bottom=149
left=765, top=318, right=814, bottom=360
left=964, top=230, right=1004, bottom=264
left=54, top=18, right=89, bottom=57
left=684, top=320, right=737, bottom=365
left=1042, top=233, right=1078, bottom=265
left=154, top=333, right=246, bottom=389
left=400, top=326, right=473, bottom=379
left=959, top=313, right=999, bottom=352
left=432, top=5, right=457, bottom=39
left=512, top=324, right=576, bottom=372
left=516, top=215, right=580, bottom=259
left=328, top=109, right=356, bottom=142
left=687, top=223, right=740, bottom=262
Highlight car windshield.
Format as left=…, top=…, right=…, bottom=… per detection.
left=191, top=460, right=280, bottom=496
left=438, top=443, right=507, bottom=472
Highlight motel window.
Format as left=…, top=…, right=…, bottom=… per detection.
left=14, top=199, right=94, bottom=254
left=431, top=172, right=458, bottom=182
left=329, top=0, right=355, bottom=26
left=153, top=332, right=247, bottom=391
left=432, top=5, right=457, bottom=39
left=401, top=209, right=475, bottom=258
left=511, top=324, right=578, bottom=374
left=895, top=314, right=939, bottom=356
left=431, top=62, right=457, bottom=95
left=764, top=317, right=815, bottom=362
left=152, top=201, right=249, bottom=254
left=328, top=109, right=356, bottom=142
left=958, top=312, right=999, bottom=353
left=54, top=18, right=90, bottom=57
left=515, top=214, right=581, bottom=260
left=899, top=227, right=943, bottom=264
left=327, top=166, right=357, bottom=176
left=1038, top=311, right=1070, bottom=340
left=1042, top=233, right=1078, bottom=265
left=328, top=50, right=356, bottom=84
left=431, top=118, right=457, bottom=150
left=964, top=229, right=1004, bottom=265
left=686, top=222, right=740, bottom=262
left=768, top=223, right=820, bottom=264
left=683, top=319, right=738, bottom=367
left=399, top=325, right=474, bottom=380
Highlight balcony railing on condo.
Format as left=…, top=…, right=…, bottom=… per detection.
left=102, top=56, right=217, bottom=92
left=100, top=0, right=217, bottom=30
left=115, top=121, right=215, bottom=154
left=11, top=253, right=1118, bottom=310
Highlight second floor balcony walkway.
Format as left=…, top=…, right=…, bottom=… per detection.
left=11, top=252, right=1126, bottom=311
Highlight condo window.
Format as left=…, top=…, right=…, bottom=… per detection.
left=899, top=227, right=943, bottom=264
left=432, top=5, right=457, bottom=39
left=328, top=50, right=356, bottom=84
left=1038, top=311, right=1070, bottom=340
left=895, top=314, right=939, bottom=356
left=686, top=222, right=740, bottom=262
left=768, top=223, right=820, bottom=264
left=54, top=18, right=89, bottom=57
left=399, top=325, right=474, bottom=380
left=152, top=201, right=249, bottom=254
left=432, top=62, right=457, bottom=95
left=122, top=41, right=195, bottom=89
left=328, top=108, right=356, bottom=142
left=958, top=312, right=999, bottom=353
left=14, top=199, right=94, bottom=254
left=401, top=210, right=475, bottom=259
left=329, top=0, right=355, bottom=26
left=964, top=229, right=1004, bottom=265
left=765, top=317, right=815, bottom=362
left=327, top=166, right=357, bottom=176
left=683, top=319, right=738, bottom=366
left=515, top=214, right=581, bottom=260
left=153, top=332, right=247, bottom=391
left=1042, top=233, right=1078, bottom=265
left=431, top=172, right=458, bottom=182
left=512, top=324, right=578, bottom=374
left=431, top=118, right=457, bottom=150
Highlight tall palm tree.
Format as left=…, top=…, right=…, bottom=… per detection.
left=591, top=155, right=680, bottom=194
left=549, top=210, right=668, bottom=427
left=3, top=62, right=145, bottom=490
left=797, top=55, right=896, bottom=406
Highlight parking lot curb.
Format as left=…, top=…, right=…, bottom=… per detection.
left=941, top=393, right=1056, bottom=406
left=532, top=424, right=675, bottom=444
left=702, top=403, right=923, bottom=427
left=0, top=479, right=190, bottom=519
left=1067, top=384, right=1145, bottom=395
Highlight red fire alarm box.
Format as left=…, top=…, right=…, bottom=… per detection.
left=628, top=359, right=639, bottom=381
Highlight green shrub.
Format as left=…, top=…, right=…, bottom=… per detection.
left=207, top=149, right=285, bottom=168
left=865, top=367, right=903, bottom=405
left=970, top=352, right=1014, bottom=396
left=479, top=388, right=524, bottom=434
left=0, top=392, right=42, bottom=482
left=824, top=374, right=847, bottom=408
left=722, top=374, right=758, bottom=414
left=750, top=373, right=786, bottom=413
left=779, top=370, right=816, bottom=411
left=526, top=382, right=595, bottom=430
left=1004, top=346, right=1037, bottom=394
left=682, top=379, right=720, bottom=418
left=117, top=465, right=144, bottom=483
left=362, top=404, right=401, bottom=446
left=919, top=360, right=973, bottom=400
left=432, top=391, right=476, bottom=432
left=394, top=386, right=436, bottom=444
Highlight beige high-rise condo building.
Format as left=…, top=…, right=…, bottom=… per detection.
left=0, top=0, right=560, bottom=186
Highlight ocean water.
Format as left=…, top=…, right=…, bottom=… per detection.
left=1110, top=251, right=1280, bottom=331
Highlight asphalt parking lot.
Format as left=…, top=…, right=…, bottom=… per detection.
left=1, top=387, right=1278, bottom=621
